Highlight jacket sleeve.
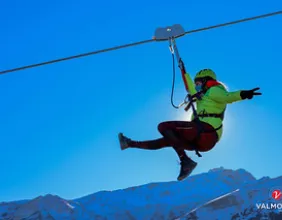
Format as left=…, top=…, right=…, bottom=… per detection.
left=182, top=72, right=197, bottom=96
left=207, top=86, right=242, bottom=104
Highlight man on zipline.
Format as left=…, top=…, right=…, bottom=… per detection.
left=118, top=68, right=261, bottom=181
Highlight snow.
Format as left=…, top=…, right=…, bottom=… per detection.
left=0, top=167, right=281, bottom=220
left=177, top=173, right=282, bottom=220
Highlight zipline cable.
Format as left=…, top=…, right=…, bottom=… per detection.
left=183, top=10, right=282, bottom=35
left=0, top=39, right=155, bottom=75
left=0, top=10, right=281, bottom=75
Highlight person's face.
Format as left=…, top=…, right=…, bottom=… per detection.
left=195, top=81, right=203, bottom=86
left=195, top=80, right=203, bottom=92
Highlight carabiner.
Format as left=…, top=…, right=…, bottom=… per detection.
left=168, top=38, right=175, bottom=54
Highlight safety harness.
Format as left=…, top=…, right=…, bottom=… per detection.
left=184, top=86, right=226, bottom=157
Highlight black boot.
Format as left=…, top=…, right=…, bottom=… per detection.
left=177, top=157, right=197, bottom=181
left=118, top=133, right=132, bottom=150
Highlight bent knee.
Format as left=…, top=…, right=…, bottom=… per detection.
left=158, top=122, right=167, bottom=133
left=158, top=121, right=175, bottom=133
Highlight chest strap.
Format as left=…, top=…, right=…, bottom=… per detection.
left=197, top=112, right=225, bottom=121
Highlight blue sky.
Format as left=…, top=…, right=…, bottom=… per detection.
left=0, top=0, right=281, bottom=202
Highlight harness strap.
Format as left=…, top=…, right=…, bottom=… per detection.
left=183, top=88, right=225, bottom=157
left=198, top=112, right=225, bottom=120
left=191, top=116, right=223, bottom=157
left=195, top=150, right=202, bottom=157
left=193, top=119, right=204, bottom=157
left=184, top=92, right=203, bottom=112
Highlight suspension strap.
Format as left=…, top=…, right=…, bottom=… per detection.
left=184, top=92, right=203, bottom=112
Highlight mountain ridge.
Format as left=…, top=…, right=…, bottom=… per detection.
left=1, top=167, right=281, bottom=220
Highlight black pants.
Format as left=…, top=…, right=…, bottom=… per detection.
left=128, top=120, right=218, bottom=160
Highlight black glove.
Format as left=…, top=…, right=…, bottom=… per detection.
left=240, top=87, right=262, bottom=100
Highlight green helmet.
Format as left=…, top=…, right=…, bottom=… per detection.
left=194, top=69, right=216, bottom=82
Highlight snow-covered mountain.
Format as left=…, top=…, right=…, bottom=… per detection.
left=1, top=167, right=281, bottom=220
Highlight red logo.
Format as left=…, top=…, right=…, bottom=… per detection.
left=271, top=190, right=282, bottom=200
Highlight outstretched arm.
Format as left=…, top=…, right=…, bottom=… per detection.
left=208, top=86, right=262, bottom=104
left=208, top=86, right=243, bottom=104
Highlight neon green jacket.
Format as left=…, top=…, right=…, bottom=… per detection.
left=183, top=72, right=243, bottom=140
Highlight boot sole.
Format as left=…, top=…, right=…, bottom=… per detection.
left=177, top=163, right=197, bottom=181
left=118, top=133, right=129, bottom=150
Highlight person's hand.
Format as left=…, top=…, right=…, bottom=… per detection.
left=240, top=87, right=262, bottom=100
